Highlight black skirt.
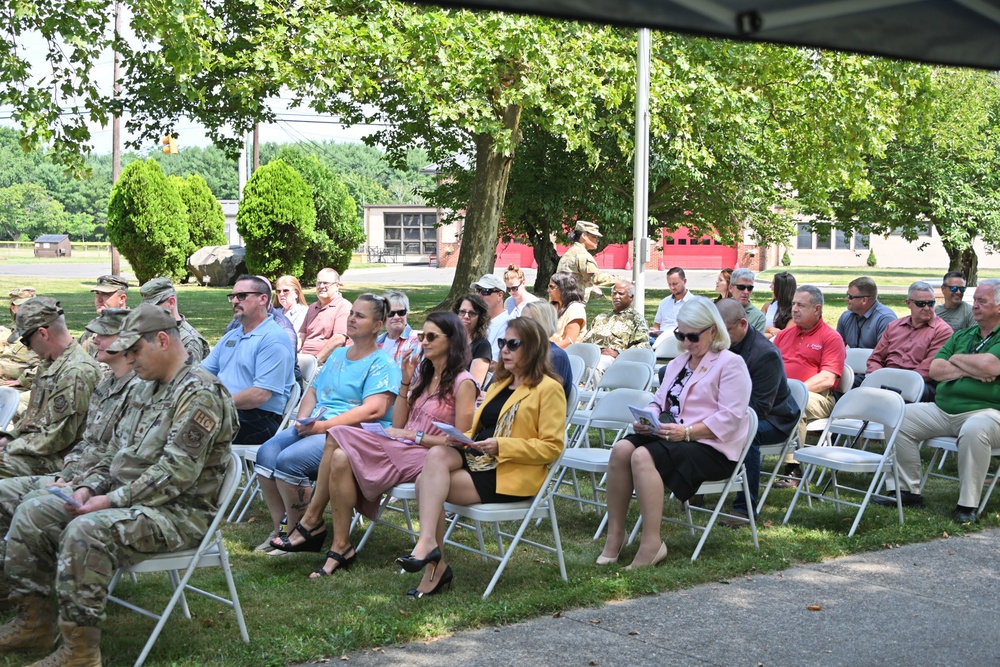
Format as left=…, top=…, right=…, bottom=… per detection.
left=622, top=433, right=736, bottom=502
left=460, top=455, right=533, bottom=504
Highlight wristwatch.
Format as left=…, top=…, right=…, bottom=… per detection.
left=415, top=430, right=424, bottom=445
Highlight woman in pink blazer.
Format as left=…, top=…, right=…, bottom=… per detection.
left=597, top=296, right=752, bottom=569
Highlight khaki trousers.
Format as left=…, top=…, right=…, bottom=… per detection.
left=890, top=402, right=1000, bottom=508
left=785, top=391, right=836, bottom=463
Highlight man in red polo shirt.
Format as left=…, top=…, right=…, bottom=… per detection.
left=299, top=268, right=350, bottom=364
left=772, top=285, right=846, bottom=487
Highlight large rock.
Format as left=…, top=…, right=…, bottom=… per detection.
left=187, top=246, right=248, bottom=287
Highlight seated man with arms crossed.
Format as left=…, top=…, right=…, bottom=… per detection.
left=0, top=298, right=102, bottom=479
left=876, top=279, right=1000, bottom=524
left=0, top=303, right=237, bottom=665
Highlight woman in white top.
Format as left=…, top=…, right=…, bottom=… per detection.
left=274, top=275, right=309, bottom=334
left=503, top=264, right=539, bottom=317
left=547, top=272, right=587, bottom=348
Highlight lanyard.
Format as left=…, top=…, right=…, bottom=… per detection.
left=971, top=325, right=1000, bottom=354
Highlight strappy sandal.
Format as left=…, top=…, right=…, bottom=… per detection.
left=310, top=547, right=357, bottom=578
left=269, top=521, right=326, bottom=553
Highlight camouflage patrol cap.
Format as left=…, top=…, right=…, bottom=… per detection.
left=8, top=287, right=36, bottom=306
left=7, top=297, right=63, bottom=344
left=91, top=275, right=129, bottom=294
left=140, top=277, right=176, bottom=304
left=107, top=303, right=178, bottom=353
left=85, top=308, right=130, bottom=335
left=574, top=220, right=602, bottom=237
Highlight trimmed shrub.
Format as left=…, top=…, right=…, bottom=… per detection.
left=781, top=248, right=792, bottom=266
left=867, top=249, right=877, bottom=267
left=171, top=173, right=227, bottom=255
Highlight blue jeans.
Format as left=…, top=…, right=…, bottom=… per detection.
left=254, top=426, right=326, bottom=487
left=733, top=418, right=791, bottom=516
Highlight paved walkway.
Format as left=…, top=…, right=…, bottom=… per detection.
left=303, top=529, right=1000, bottom=666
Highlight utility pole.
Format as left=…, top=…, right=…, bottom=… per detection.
left=252, top=123, right=260, bottom=172
left=631, top=28, right=651, bottom=312
left=110, top=0, right=122, bottom=276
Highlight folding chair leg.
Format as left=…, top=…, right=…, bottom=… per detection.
left=219, top=538, right=250, bottom=645
left=167, top=571, right=191, bottom=620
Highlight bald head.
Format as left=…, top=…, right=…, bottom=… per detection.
left=715, top=298, right=748, bottom=345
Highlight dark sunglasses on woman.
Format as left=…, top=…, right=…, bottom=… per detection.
left=673, top=326, right=712, bottom=343
left=496, top=338, right=523, bottom=351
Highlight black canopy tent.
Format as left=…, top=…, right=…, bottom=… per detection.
left=419, top=0, right=1000, bottom=71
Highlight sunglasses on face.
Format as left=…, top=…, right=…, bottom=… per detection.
left=457, top=309, right=477, bottom=318
left=947, top=285, right=967, bottom=293
left=507, top=283, right=522, bottom=292
left=226, top=291, right=264, bottom=303
left=423, top=331, right=447, bottom=343
left=477, top=288, right=502, bottom=297
left=388, top=308, right=407, bottom=317
left=497, top=338, right=523, bottom=351
left=674, top=326, right=713, bottom=343
left=910, top=300, right=935, bottom=308
left=277, top=288, right=295, bottom=295
left=20, top=327, right=40, bottom=347
left=733, top=284, right=754, bottom=292
left=845, top=293, right=869, bottom=301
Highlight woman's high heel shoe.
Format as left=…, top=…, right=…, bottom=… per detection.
left=269, top=521, right=326, bottom=553
left=407, top=565, right=454, bottom=598
left=396, top=546, right=442, bottom=580
left=596, top=538, right=626, bottom=566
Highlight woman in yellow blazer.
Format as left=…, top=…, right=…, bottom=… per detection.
left=398, top=317, right=566, bottom=597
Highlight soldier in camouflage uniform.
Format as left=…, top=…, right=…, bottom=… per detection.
left=0, top=303, right=237, bottom=666
left=139, top=277, right=210, bottom=360
left=0, top=287, right=41, bottom=418
left=79, top=275, right=129, bottom=357
left=556, top=220, right=618, bottom=303
left=580, top=280, right=651, bottom=381
left=0, top=298, right=102, bottom=479
left=0, top=309, right=138, bottom=568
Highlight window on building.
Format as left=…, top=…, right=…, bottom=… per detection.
left=853, top=231, right=869, bottom=250
left=835, top=230, right=850, bottom=250
left=816, top=228, right=832, bottom=250
left=384, top=212, right=438, bottom=256
left=797, top=224, right=812, bottom=250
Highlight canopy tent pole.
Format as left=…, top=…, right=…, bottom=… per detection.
left=632, top=27, right=651, bottom=312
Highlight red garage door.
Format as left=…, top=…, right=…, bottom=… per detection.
left=658, top=228, right=737, bottom=270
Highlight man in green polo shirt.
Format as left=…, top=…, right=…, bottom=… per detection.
left=877, top=279, right=1000, bottom=523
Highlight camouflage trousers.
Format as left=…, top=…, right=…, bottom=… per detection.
left=0, top=450, right=63, bottom=480
left=4, top=494, right=204, bottom=626
left=0, top=473, right=59, bottom=563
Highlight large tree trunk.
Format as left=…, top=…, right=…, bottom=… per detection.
left=530, top=233, right=560, bottom=295
left=437, top=104, right=522, bottom=310
left=944, top=243, right=979, bottom=285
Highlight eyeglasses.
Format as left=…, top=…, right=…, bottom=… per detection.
left=423, top=331, right=447, bottom=343
left=457, top=309, right=477, bottom=318
left=910, top=300, right=935, bottom=308
left=477, top=288, right=502, bottom=297
left=388, top=308, right=407, bottom=318
left=226, top=292, right=264, bottom=303
left=497, top=338, right=523, bottom=351
left=947, top=285, right=967, bottom=293
left=507, top=283, right=522, bottom=292
left=316, top=281, right=339, bottom=287
left=845, top=293, right=869, bottom=301
left=277, top=288, right=295, bottom=294
left=546, top=284, right=557, bottom=291
left=733, top=284, right=754, bottom=292
left=674, top=326, right=713, bottom=343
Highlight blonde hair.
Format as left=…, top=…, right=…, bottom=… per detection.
left=503, top=264, right=525, bottom=283
left=676, top=296, right=730, bottom=351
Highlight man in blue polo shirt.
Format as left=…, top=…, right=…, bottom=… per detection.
left=877, top=279, right=1000, bottom=524
left=202, top=275, right=295, bottom=444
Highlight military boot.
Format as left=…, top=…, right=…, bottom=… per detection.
left=0, top=594, right=58, bottom=652
left=27, top=620, right=102, bottom=667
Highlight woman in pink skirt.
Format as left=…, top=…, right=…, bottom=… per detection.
left=270, top=311, right=478, bottom=577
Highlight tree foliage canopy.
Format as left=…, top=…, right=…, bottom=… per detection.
left=107, top=159, right=190, bottom=282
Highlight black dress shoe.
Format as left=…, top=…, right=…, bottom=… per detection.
left=872, top=490, right=924, bottom=508
left=953, top=506, right=978, bottom=523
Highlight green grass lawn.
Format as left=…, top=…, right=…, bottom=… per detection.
left=0, top=276, right=994, bottom=666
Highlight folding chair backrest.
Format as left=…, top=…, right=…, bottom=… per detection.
left=276, top=382, right=302, bottom=432
left=565, top=342, right=601, bottom=373
left=218, top=450, right=243, bottom=512
left=837, top=364, right=855, bottom=394
left=616, top=347, right=656, bottom=366
left=564, top=383, right=580, bottom=425
left=860, top=367, right=924, bottom=404
left=590, top=388, right=656, bottom=425
left=568, top=355, right=586, bottom=386
left=823, top=387, right=905, bottom=443
left=0, top=387, right=18, bottom=430
left=788, top=379, right=809, bottom=419
left=597, top=360, right=654, bottom=392
left=845, top=347, right=873, bottom=375
left=297, top=353, right=319, bottom=387
left=654, top=334, right=683, bottom=360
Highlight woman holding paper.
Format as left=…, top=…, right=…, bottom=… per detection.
left=399, top=317, right=566, bottom=598
left=270, top=312, right=478, bottom=577
left=597, top=296, right=752, bottom=569
left=254, top=294, right=401, bottom=554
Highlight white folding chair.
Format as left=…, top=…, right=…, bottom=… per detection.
left=845, top=347, right=874, bottom=375
left=442, top=452, right=567, bottom=598
left=0, top=386, right=19, bottom=430
left=782, top=387, right=907, bottom=537
left=805, top=364, right=856, bottom=436
left=228, top=382, right=302, bottom=522
left=574, top=360, right=655, bottom=434
left=565, top=342, right=601, bottom=389
left=567, top=355, right=586, bottom=387
left=651, top=335, right=683, bottom=389
left=564, top=382, right=580, bottom=428
left=108, top=451, right=249, bottom=667
left=355, top=482, right=419, bottom=553
left=616, top=347, right=656, bottom=366
left=756, top=379, right=809, bottom=514
left=920, top=437, right=1000, bottom=515
left=827, top=368, right=924, bottom=446
left=628, top=411, right=761, bottom=561
left=297, top=353, right=319, bottom=387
